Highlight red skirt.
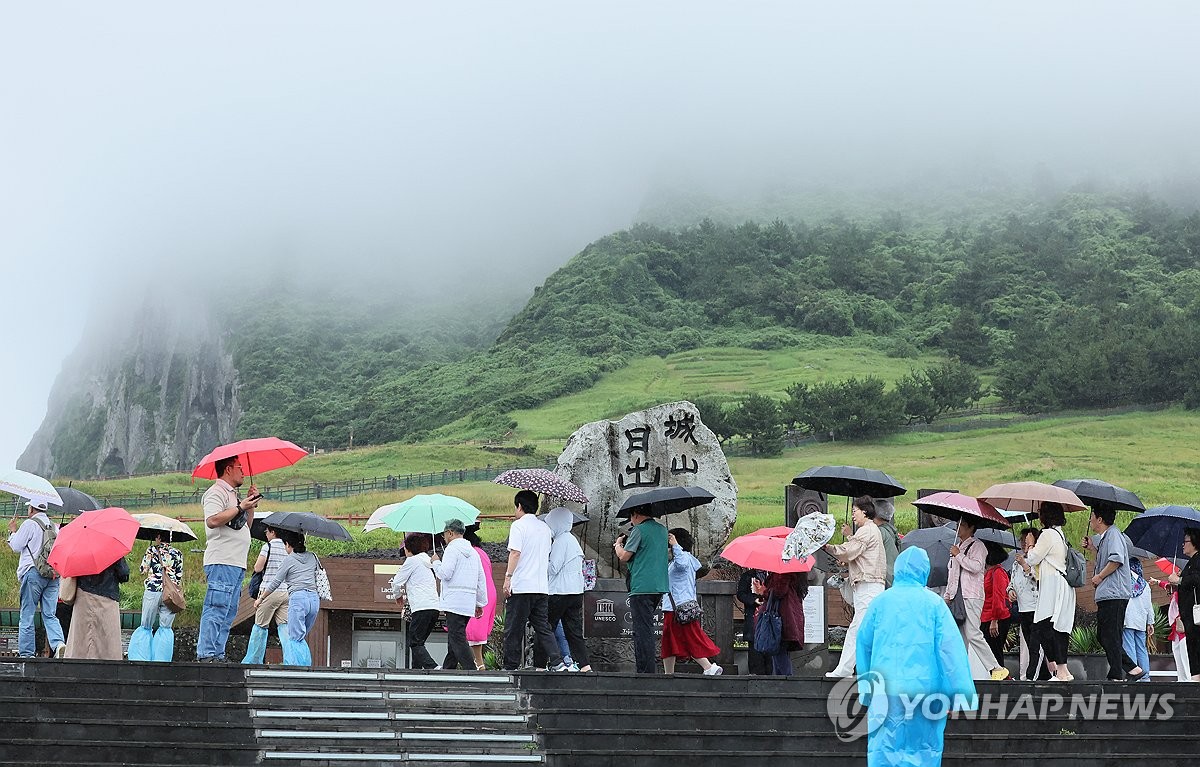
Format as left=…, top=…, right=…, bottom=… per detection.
left=660, top=610, right=720, bottom=660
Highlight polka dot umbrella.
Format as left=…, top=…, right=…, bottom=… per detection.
left=492, top=468, right=589, bottom=504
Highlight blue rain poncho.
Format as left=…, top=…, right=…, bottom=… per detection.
left=857, top=547, right=977, bottom=766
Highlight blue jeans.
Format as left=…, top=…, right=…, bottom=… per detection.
left=19, top=570, right=64, bottom=657
left=198, top=564, right=244, bottom=660
left=1122, top=628, right=1150, bottom=680
left=287, top=589, right=319, bottom=643
left=141, top=589, right=177, bottom=631
left=554, top=621, right=573, bottom=663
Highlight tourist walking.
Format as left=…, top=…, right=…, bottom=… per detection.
left=198, top=456, right=259, bottom=662
left=1166, top=527, right=1200, bottom=681
left=389, top=532, right=440, bottom=670
left=501, top=491, right=565, bottom=672
left=431, top=519, right=488, bottom=671
left=128, top=534, right=184, bottom=662
left=660, top=528, right=721, bottom=676
left=753, top=570, right=807, bottom=676
left=1123, top=557, right=1153, bottom=682
left=7, top=500, right=66, bottom=658
left=945, top=517, right=1010, bottom=681
left=534, top=507, right=591, bottom=672
left=980, top=542, right=1012, bottom=672
left=65, top=556, right=129, bottom=660
left=856, top=547, right=976, bottom=766
left=1009, top=528, right=1048, bottom=680
left=257, top=530, right=319, bottom=666
left=243, top=525, right=289, bottom=664
left=1085, top=506, right=1140, bottom=680
left=737, top=568, right=770, bottom=675
left=614, top=507, right=669, bottom=674
left=873, top=498, right=900, bottom=588
left=1156, top=579, right=1192, bottom=681
left=442, top=523, right=496, bottom=671
left=823, top=497, right=886, bottom=678
left=1018, top=501, right=1076, bottom=682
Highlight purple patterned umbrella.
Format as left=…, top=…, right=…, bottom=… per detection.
left=493, top=468, right=589, bottom=504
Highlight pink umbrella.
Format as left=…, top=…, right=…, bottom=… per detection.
left=978, top=481, right=1087, bottom=515
left=751, top=526, right=797, bottom=538
left=721, top=531, right=816, bottom=573
left=912, top=491, right=1011, bottom=531
left=48, top=507, right=139, bottom=577
left=192, top=437, right=307, bottom=480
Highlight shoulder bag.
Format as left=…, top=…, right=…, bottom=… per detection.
left=667, top=592, right=704, bottom=625
left=59, top=576, right=77, bottom=605
left=948, top=541, right=973, bottom=624
left=158, top=550, right=186, bottom=613
left=315, top=556, right=333, bottom=601
left=248, top=542, right=271, bottom=599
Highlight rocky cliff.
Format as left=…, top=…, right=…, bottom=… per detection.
left=18, top=296, right=241, bottom=478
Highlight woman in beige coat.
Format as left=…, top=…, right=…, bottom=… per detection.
left=1017, top=501, right=1075, bottom=681
left=823, top=496, right=887, bottom=678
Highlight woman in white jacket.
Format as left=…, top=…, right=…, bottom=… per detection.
left=534, top=507, right=592, bottom=672
left=390, top=532, right=441, bottom=670
left=1017, top=502, right=1076, bottom=682
left=430, top=519, right=488, bottom=671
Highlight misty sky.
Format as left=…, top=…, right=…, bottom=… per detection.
left=2, top=1, right=1199, bottom=470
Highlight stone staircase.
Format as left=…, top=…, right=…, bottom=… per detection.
left=0, top=657, right=258, bottom=766
left=517, top=672, right=1200, bottom=767
left=249, top=667, right=543, bottom=766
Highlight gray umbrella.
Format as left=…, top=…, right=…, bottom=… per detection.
left=255, top=511, right=352, bottom=541
left=974, top=527, right=1020, bottom=550
left=49, top=487, right=103, bottom=517
left=900, top=523, right=957, bottom=588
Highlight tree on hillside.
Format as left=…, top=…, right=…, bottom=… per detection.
left=941, top=308, right=992, bottom=366
left=732, top=393, right=785, bottom=456
left=787, top=377, right=903, bottom=441
left=692, top=396, right=737, bottom=444
left=895, top=362, right=984, bottom=424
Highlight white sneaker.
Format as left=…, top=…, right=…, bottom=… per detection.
left=550, top=662, right=571, bottom=672
left=703, top=664, right=723, bottom=676
left=566, top=663, right=580, bottom=672
left=54, top=644, right=66, bottom=659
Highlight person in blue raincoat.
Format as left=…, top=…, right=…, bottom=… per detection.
left=856, top=547, right=977, bottom=766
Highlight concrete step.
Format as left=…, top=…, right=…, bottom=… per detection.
left=261, top=753, right=543, bottom=766
left=0, top=739, right=260, bottom=766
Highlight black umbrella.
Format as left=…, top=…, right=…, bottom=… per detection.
left=48, top=487, right=103, bottom=517
left=792, top=465, right=906, bottom=499
left=617, top=485, right=715, bottom=519
left=253, top=511, right=352, bottom=541
left=973, top=527, right=1020, bottom=550
left=1052, top=479, right=1144, bottom=513
left=1125, top=505, right=1200, bottom=559
left=899, top=523, right=957, bottom=588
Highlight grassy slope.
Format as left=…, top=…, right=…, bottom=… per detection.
left=504, top=345, right=946, bottom=440
left=10, top=408, right=1198, bottom=626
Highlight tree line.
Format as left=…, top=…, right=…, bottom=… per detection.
left=694, top=361, right=984, bottom=456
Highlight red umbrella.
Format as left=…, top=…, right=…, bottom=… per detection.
left=750, top=526, right=797, bottom=538
left=912, top=491, right=1011, bottom=531
left=192, top=437, right=307, bottom=480
left=48, top=507, right=139, bottom=577
left=720, top=531, right=816, bottom=573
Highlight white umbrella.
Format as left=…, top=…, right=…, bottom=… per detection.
left=0, top=468, right=63, bottom=508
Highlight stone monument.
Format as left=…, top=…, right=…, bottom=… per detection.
left=548, top=400, right=737, bottom=577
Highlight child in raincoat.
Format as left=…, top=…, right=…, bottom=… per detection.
left=856, top=547, right=977, bottom=766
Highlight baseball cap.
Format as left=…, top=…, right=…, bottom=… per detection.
left=25, top=500, right=49, bottom=511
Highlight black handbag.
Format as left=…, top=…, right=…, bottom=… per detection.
left=248, top=542, right=271, bottom=599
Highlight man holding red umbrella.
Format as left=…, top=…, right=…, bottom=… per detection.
left=197, top=457, right=261, bottom=662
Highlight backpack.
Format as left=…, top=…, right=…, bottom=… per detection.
left=28, top=517, right=58, bottom=580
left=753, top=592, right=783, bottom=655
left=1054, top=528, right=1086, bottom=588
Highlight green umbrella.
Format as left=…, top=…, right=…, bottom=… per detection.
left=371, top=493, right=482, bottom=534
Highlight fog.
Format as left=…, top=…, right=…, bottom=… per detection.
left=2, top=1, right=1199, bottom=466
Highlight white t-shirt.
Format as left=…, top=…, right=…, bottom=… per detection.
left=507, top=513, right=551, bottom=594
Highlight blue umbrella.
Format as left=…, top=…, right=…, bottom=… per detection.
left=1124, top=505, right=1200, bottom=559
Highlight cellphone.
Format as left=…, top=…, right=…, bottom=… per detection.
left=247, top=492, right=264, bottom=503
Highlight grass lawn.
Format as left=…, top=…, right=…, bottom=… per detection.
left=505, top=345, right=945, bottom=440
left=8, top=407, right=1199, bottom=625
